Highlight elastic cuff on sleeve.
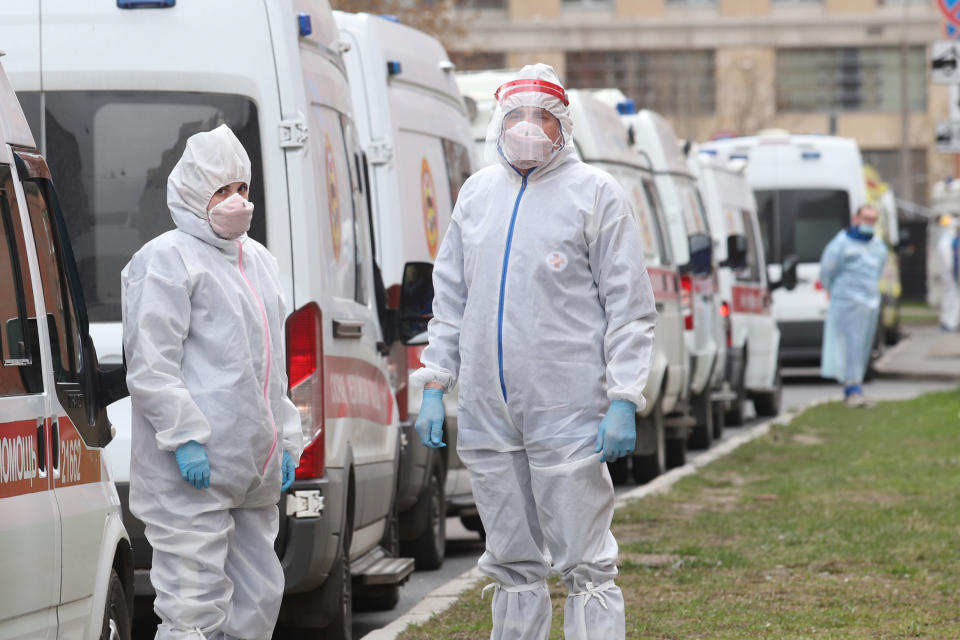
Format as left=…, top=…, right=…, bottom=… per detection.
left=608, top=391, right=646, bottom=413
left=409, top=368, right=455, bottom=392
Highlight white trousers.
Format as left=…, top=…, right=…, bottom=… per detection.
left=941, top=277, right=960, bottom=331
left=461, top=447, right=626, bottom=640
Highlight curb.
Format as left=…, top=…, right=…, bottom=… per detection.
left=361, top=406, right=813, bottom=640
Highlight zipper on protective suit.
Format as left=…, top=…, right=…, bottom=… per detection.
left=497, top=171, right=530, bottom=402
left=236, top=239, right=279, bottom=475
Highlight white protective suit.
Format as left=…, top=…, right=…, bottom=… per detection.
left=411, top=64, right=657, bottom=639
left=122, top=124, right=303, bottom=640
left=937, top=226, right=960, bottom=331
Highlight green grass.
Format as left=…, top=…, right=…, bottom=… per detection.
left=397, top=390, right=960, bottom=639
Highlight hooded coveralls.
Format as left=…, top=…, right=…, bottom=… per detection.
left=412, top=65, right=657, bottom=640
left=122, top=125, right=303, bottom=640
left=937, top=228, right=960, bottom=331
left=819, top=228, right=887, bottom=385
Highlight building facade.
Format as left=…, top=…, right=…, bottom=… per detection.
left=448, top=0, right=947, bottom=204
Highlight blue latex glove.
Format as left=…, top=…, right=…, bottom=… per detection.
left=415, top=387, right=446, bottom=448
left=594, top=400, right=637, bottom=463
left=282, top=450, right=296, bottom=492
left=174, top=440, right=210, bottom=490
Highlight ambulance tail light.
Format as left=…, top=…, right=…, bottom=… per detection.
left=286, top=302, right=325, bottom=480
left=814, top=280, right=824, bottom=291
left=721, top=301, right=732, bottom=347
left=681, top=275, right=694, bottom=331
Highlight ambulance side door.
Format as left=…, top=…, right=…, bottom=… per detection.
left=0, top=161, right=59, bottom=639
left=16, top=153, right=112, bottom=633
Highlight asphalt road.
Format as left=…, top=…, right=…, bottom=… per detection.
left=352, top=371, right=959, bottom=639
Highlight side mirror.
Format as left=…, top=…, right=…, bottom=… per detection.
left=399, top=261, right=434, bottom=345
left=770, top=254, right=799, bottom=292
left=720, top=234, right=748, bottom=270
left=684, top=232, right=713, bottom=276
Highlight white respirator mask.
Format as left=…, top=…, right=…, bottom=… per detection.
left=501, top=120, right=560, bottom=170
left=207, top=192, right=254, bottom=240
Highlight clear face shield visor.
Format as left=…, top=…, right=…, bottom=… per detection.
left=485, top=77, right=572, bottom=170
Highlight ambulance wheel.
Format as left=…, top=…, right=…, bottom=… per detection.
left=411, top=459, right=446, bottom=571
left=688, top=391, right=714, bottom=450
left=101, top=569, right=131, bottom=640
left=632, top=402, right=665, bottom=484
left=460, top=514, right=486, bottom=539
left=665, top=437, right=687, bottom=469
left=321, top=536, right=352, bottom=639
left=725, top=358, right=748, bottom=427
left=607, top=457, right=629, bottom=485
left=356, top=494, right=400, bottom=611
left=753, top=368, right=782, bottom=417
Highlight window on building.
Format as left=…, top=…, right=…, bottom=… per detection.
left=776, top=47, right=926, bottom=113
left=860, top=148, right=928, bottom=205
left=448, top=51, right=506, bottom=72
left=566, top=50, right=716, bottom=116
left=454, top=0, right=506, bottom=8
left=561, top=0, right=612, bottom=6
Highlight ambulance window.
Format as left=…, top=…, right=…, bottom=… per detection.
left=22, top=179, right=81, bottom=384
left=631, top=181, right=666, bottom=265
left=17, top=91, right=266, bottom=324
left=737, top=209, right=762, bottom=284
left=341, top=115, right=369, bottom=306
left=442, top=139, right=472, bottom=207
left=643, top=180, right=672, bottom=265
left=0, top=165, right=41, bottom=396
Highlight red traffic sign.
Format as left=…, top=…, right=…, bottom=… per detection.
left=939, top=0, right=960, bottom=30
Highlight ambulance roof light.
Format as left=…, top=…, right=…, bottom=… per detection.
left=117, top=0, right=174, bottom=7
left=616, top=99, right=637, bottom=115
left=387, top=61, right=403, bottom=76
left=801, top=150, right=821, bottom=160
left=298, top=13, right=312, bottom=37
left=379, top=14, right=401, bottom=22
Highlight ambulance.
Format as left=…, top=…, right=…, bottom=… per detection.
left=0, top=1, right=414, bottom=636
left=0, top=54, right=132, bottom=640
left=454, top=68, right=513, bottom=165
left=703, top=133, right=870, bottom=370
left=334, top=11, right=478, bottom=568
left=689, top=148, right=786, bottom=423
left=568, top=89, right=690, bottom=482
left=619, top=106, right=731, bottom=453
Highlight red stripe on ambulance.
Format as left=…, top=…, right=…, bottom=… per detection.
left=731, top=284, right=769, bottom=315
left=54, top=416, right=102, bottom=488
left=325, top=356, right=394, bottom=425
left=648, top=267, right=679, bottom=301
left=0, top=420, right=45, bottom=498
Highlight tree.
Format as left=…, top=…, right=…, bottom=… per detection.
left=330, top=0, right=469, bottom=50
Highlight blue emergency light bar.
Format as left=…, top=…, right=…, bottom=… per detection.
left=616, top=99, right=636, bottom=115
left=387, top=61, right=402, bottom=76
left=801, top=150, right=821, bottom=160
left=117, top=0, right=174, bottom=7
left=730, top=153, right=748, bottom=160
left=379, top=14, right=401, bottom=23
left=699, top=149, right=718, bottom=156
left=298, top=13, right=312, bottom=37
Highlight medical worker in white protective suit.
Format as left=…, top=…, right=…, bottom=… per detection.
left=819, top=204, right=887, bottom=408
left=122, top=124, right=303, bottom=639
left=936, top=217, right=960, bottom=332
left=411, top=64, right=657, bottom=639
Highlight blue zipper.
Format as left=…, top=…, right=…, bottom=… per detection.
left=497, top=171, right=529, bottom=402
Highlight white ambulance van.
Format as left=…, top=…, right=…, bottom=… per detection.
left=690, top=149, right=786, bottom=422
left=334, top=10, right=478, bottom=569
left=0, top=54, right=133, bottom=640
left=703, top=133, right=869, bottom=370
left=619, top=107, right=730, bottom=454
left=0, top=1, right=413, bottom=636
left=567, top=89, right=689, bottom=482
left=454, top=69, right=515, bottom=165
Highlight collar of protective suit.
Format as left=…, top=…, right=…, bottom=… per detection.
left=497, top=144, right=578, bottom=183
left=167, top=124, right=252, bottom=256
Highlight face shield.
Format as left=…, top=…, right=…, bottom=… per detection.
left=483, top=65, right=575, bottom=172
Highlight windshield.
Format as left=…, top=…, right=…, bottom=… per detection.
left=754, top=188, right=850, bottom=264
left=16, top=91, right=266, bottom=323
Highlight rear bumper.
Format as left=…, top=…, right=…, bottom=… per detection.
left=778, top=319, right=823, bottom=366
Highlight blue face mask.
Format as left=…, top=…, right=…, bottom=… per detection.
left=858, top=224, right=875, bottom=236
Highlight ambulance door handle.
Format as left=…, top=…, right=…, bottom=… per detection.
left=36, top=419, right=46, bottom=473
left=51, top=419, right=60, bottom=472
left=333, top=319, right=364, bottom=339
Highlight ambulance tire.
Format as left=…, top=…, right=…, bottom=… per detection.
left=410, top=459, right=446, bottom=571
left=320, top=532, right=352, bottom=639
left=460, top=514, right=486, bottom=539
left=753, top=368, right=782, bottom=417
left=665, top=437, right=687, bottom=469
left=101, top=569, right=131, bottom=640
left=606, top=458, right=629, bottom=485
left=355, top=492, right=401, bottom=611
left=632, top=401, right=665, bottom=485
left=725, top=355, right=748, bottom=427
left=688, top=390, right=714, bottom=450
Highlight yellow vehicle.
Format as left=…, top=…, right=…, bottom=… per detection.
left=864, top=164, right=902, bottom=345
